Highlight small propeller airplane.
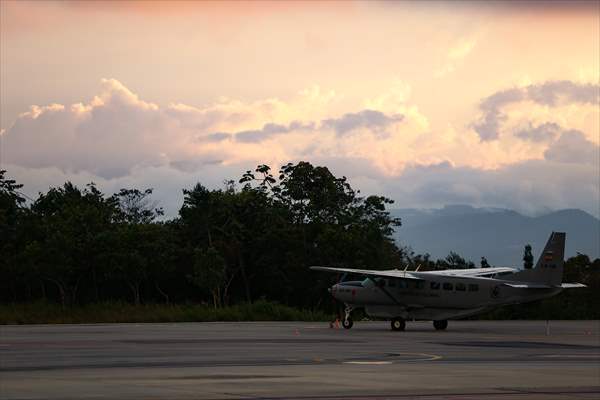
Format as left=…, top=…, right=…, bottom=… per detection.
left=311, top=232, right=586, bottom=331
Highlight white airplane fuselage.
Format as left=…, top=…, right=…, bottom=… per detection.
left=331, top=272, right=563, bottom=321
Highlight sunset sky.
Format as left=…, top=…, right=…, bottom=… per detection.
left=1, top=0, right=598, bottom=217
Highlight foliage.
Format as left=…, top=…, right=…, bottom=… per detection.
left=0, top=300, right=329, bottom=324
left=1, top=164, right=598, bottom=322
left=480, top=257, right=491, bottom=268
left=523, top=244, right=534, bottom=269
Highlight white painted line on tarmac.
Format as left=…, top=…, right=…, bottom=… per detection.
left=344, top=361, right=392, bottom=365
left=541, top=354, right=600, bottom=358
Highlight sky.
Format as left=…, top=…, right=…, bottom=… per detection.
left=1, top=0, right=599, bottom=217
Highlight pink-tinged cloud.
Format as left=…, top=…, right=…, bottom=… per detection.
left=2, top=78, right=598, bottom=217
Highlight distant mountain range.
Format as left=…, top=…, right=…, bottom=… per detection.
left=390, top=205, right=600, bottom=267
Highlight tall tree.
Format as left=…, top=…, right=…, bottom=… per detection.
left=112, top=188, right=164, bottom=224
left=29, top=182, right=119, bottom=306
left=188, top=247, right=226, bottom=308
left=0, top=171, right=28, bottom=300
left=523, top=244, right=534, bottom=269
left=481, top=257, right=491, bottom=268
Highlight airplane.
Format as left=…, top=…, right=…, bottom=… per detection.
left=311, top=232, right=586, bottom=331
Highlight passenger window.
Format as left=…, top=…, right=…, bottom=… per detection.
left=456, top=283, right=466, bottom=291
left=443, top=282, right=453, bottom=291
left=430, top=282, right=440, bottom=290
left=387, top=279, right=396, bottom=287
left=468, top=284, right=479, bottom=292
left=398, top=280, right=408, bottom=289
left=415, top=281, right=425, bottom=290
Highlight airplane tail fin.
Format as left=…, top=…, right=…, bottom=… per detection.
left=507, top=232, right=565, bottom=286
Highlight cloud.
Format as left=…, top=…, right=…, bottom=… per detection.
left=207, top=110, right=404, bottom=143
left=515, top=122, right=562, bottom=142
left=473, top=80, right=599, bottom=141
left=322, top=110, right=404, bottom=137
left=384, top=159, right=599, bottom=217
left=2, top=79, right=334, bottom=178
left=233, top=121, right=315, bottom=143
left=544, top=130, right=600, bottom=165
left=527, top=80, right=599, bottom=106
left=3, top=78, right=598, bottom=218
left=3, top=79, right=182, bottom=178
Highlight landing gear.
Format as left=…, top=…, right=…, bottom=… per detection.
left=391, top=318, right=406, bottom=331
left=342, top=304, right=354, bottom=329
left=433, top=320, right=448, bottom=330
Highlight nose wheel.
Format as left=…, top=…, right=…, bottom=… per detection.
left=342, top=304, right=354, bottom=329
left=433, top=320, right=448, bottom=330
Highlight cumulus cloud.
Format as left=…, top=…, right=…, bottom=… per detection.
left=4, top=79, right=184, bottom=178
left=231, top=121, right=315, bottom=143
left=544, top=130, right=600, bottom=165
left=322, top=110, right=404, bottom=137
left=210, top=110, right=404, bottom=143
left=2, top=79, right=335, bottom=178
left=473, top=80, right=599, bottom=141
left=515, top=122, right=562, bottom=142
left=2, top=78, right=598, bottom=218
left=384, top=159, right=599, bottom=217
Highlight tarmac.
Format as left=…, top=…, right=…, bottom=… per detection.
left=1, top=320, right=599, bottom=399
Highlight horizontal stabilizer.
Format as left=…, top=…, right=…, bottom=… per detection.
left=503, top=283, right=552, bottom=289
left=310, top=266, right=424, bottom=280
left=560, top=283, right=587, bottom=288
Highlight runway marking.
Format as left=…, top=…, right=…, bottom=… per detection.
left=540, top=354, right=600, bottom=358
left=388, top=352, right=443, bottom=362
left=344, top=361, right=392, bottom=365
left=343, top=352, right=442, bottom=365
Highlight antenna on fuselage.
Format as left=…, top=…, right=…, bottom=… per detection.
left=415, top=264, right=422, bottom=272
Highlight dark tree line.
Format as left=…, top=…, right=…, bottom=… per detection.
left=0, top=163, right=404, bottom=308
left=1, top=164, right=598, bottom=318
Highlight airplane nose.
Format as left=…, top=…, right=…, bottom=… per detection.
left=329, top=284, right=338, bottom=296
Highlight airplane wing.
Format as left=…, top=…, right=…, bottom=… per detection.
left=420, top=267, right=517, bottom=278
left=309, top=266, right=424, bottom=281
left=503, top=282, right=587, bottom=289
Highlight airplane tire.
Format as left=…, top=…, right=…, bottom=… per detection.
left=391, top=318, right=406, bottom=331
left=433, top=320, right=448, bottom=330
left=342, top=318, right=353, bottom=329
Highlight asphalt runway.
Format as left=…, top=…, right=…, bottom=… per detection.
left=1, top=320, right=599, bottom=399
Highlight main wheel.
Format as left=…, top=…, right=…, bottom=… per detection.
left=433, top=320, right=448, bottom=330
left=342, top=318, right=353, bottom=329
left=391, top=318, right=406, bottom=331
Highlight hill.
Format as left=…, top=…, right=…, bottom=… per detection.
left=391, top=205, right=600, bottom=266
